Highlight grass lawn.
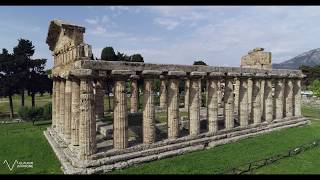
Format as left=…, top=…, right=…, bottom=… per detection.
left=1, top=91, right=320, bottom=174
left=0, top=121, right=62, bottom=174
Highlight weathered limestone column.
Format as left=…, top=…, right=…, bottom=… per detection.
left=234, top=77, right=240, bottom=116
left=52, top=78, right=56, bottom=128
left=294, top=77, right=302, bottom=117
left=71, top=77, right=80, bottom=146
left=189, top=72, right=205, bottom=136
left=264, top=74, right=273, bottom=123
left=274, top=76, right=285, bottom=119
left=247, top=77, right=253, bottom=123
left=224, top=73, right=237, bottom=130
left=95, top=79, right=105, bottom=121
left=207, top=72, right=223, bottom=133
left=59, top=78, right=66, bottom=135
left=142, top=70, right=161, bottom=144
left=167, top=71, right=186, bottom=139
left=112, top=70, right=133, bottom=149
left=239, top=73, right=251, bottom=127
left=64, top=77, right=72, bottom=142
left=130, top=75, right=139, bottom=113
left=184, top=78, right=190, bottom=115
left=79, top=75, right=96, bottom=159
left=285, top=76, right=294, bottom=118
left=260, top=78, right=266, bottom=121
left=159, top=76, right=167, bottom=109
left=252, top=73, right=264, bottom=124
left=55, top=78, right=61, bottom=131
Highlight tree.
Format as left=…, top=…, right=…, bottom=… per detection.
left=309, top=79, right=320, bottom=97
left=131, top=54, right=144, bottom=62
left=101, top=47, right=116, bottom=61
left=25, top=58, right=48, bottom=107
left=13, top=39, right=35, bottom=107
left=193, top=60, right=207, bottom=66
left=0, top=48, right=20, bottom=119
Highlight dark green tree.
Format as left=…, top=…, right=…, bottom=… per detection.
left=130, top=54, right=144, bottom=62
left=25, top=58, right=48, bottom=107
left=101, top=47, right=116, bottom=61
left=0, top=49, right=20, bottom=119
left=193, top=60, right=207, bottom=66
left=13, top=39, right=35, bottom=107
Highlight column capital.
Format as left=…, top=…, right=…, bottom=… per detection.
left=225, top=72, right=241, bottom=79
left=167, top=71, right=187, bottom=79
left=190, top=71, right=206, bottom=79
left=142, top=70, right=162, bottom=79
left=208, top=72, right=224, bottom=79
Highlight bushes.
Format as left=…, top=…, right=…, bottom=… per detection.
left=18, top=102, right=52, bottom=125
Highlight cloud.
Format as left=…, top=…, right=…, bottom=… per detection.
left=85, top=6, right=320, bottom=66
left=153, top=18, right=180, bottom=30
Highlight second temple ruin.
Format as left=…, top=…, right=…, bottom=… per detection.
left=44, top=20, right=310, bottom=174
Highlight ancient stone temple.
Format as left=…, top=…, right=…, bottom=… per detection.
left=44, top=20, right=309, bottom=174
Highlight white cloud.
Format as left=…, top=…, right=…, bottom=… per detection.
left=153, top=18, right=180, bottom=30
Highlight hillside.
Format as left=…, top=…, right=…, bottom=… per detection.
left=273, top=48, right=320, bottom=69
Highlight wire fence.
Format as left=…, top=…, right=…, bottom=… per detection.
left=223, top=139, right=320, bottom=174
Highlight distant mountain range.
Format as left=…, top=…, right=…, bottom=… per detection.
left=272, top=48, right=320, bottom=69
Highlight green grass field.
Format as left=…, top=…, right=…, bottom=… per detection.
left=1, top=93, right=320, bottom=174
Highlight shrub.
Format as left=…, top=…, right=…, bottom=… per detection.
left=42, top=102, right=52, bottom=120
left=18, top=106, right=44, bottom=125
left=309, top=79, right=320, bottom=97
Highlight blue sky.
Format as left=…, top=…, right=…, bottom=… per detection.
left=1, top=6, right=320, bottom=69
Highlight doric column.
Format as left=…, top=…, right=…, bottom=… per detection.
left=294, top=77, right=302, bottom=117
left=167, top=71, right=186, bottom=139
left=234, top=77, right=240, bottom=117
left=71, top=77, right=80, bottom=146
left=95, top=79, right=105, bottom=121
left=112, top=70, right=133, bottom=149
left=55, top=78, right=60, bottom=131
left=184, top=78, right=190, bottom=115
left=252, top=73, right=264, bottom=124
left=59, top=78, right=65, bottom=135
left=64, top=77, right=72, bottom=142
left=285, top=76, right=294, bottom=118
left=142, top=70, right=161, bottom=144
left=130, top=75, right=139, bottom=113
left=79, top=76, right=96, bottom=159
left=207, top=72, right=223, bottom=133
left=274, top=77, right=285, bottom=119
left=260, top=78, right=266, bottom=121
left=224, top=72, right=237, bottom=130
left=189, top=72, right=205, bottom=136
left=239, top=73, right=251, bottom=127
left=247, top=77, right=253, bottom=123
left=264, top=74, right=273, bottom=123
left=52, top=78, right=56, bottom=128
left=159, top=76, right=167, bottom=109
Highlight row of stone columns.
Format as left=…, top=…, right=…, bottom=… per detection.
left=52, top=76, right=96, bottom=160
left=51, top=71, right=303, bottom=158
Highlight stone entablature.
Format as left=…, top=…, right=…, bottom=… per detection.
left=45, top=20, right=309, bottom=174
